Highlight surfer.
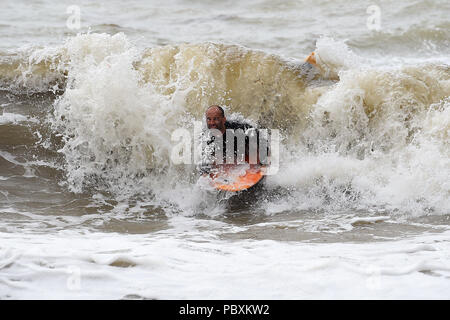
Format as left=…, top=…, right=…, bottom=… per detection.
left=199, top=105, right=268, bottom=190
left=202, top=105, right=265, bottom=170
left=198, top=105, right=269, bottom=191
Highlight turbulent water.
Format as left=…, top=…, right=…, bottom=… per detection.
left=0, top=0, right=449, bottom=299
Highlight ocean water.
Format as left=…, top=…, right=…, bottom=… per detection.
left=0, top=0, right=449, bottom=299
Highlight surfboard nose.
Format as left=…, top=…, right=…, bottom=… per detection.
left=210, top=165, right=266, bottom=192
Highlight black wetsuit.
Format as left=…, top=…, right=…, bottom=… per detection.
left=200, top=120, right=267, bottom=173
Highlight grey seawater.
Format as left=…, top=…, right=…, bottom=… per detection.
left=0, top=91, right=166, bottom=235
left=0, top=0, right=449, bottom=60
left=1, top=75, right=449, bottom=300
left=0, top=89, right=447, bottom=241
left=0, top=0, right=449, bottom=299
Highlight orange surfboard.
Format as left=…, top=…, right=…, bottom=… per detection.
left=305, top=51, right=317, bottom=66
left=208, top=165, right=265, bottom=192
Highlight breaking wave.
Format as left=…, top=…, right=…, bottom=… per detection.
left=1, top=33, right=449, bottom=215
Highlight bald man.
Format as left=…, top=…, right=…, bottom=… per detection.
left=205, top=105, right=227, bottom=134
left=201, top=105, right=266, bottom=173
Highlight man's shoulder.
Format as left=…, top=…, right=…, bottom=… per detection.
left=225, top=120, right=254, bottom=131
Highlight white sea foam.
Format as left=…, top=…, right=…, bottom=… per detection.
left=1, top=225, right=449, bottom=299
left=0, top=113, right=37, bottom=125
left=0, top=0, right=449, bottom=301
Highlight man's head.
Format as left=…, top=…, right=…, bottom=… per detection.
left=205, top=105, right=226, bottom=134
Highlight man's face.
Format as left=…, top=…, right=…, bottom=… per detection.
left=205, top=107, right=226, bottom=133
